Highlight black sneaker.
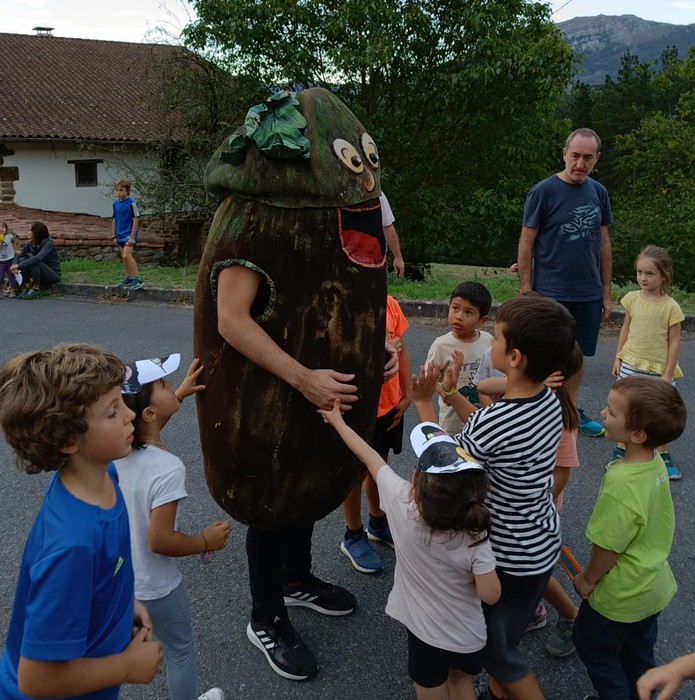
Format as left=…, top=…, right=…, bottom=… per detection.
left=283, top=574, right=356, bottom=616
left=246, top=615, right=317, bottom=681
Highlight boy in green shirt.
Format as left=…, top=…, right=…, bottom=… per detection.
left=573, top=376, right=687, bottom=700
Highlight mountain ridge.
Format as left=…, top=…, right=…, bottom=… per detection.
left=557, top=14, right=695, bottom=84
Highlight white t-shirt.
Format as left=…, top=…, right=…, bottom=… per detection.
left=472, top=346, right=505, bottom=386
left=115, top=446, right=186, bottom=600
left=0, top=232, right=15, bottom=262
left=378, top=466, right=495, bottom=653
left=380, top=193, right=395, bottom=227
left=425, top=330, right=493, bottom=434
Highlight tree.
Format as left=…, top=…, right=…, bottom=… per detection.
left=612, top=49, right=695, bottom=289
left=183, top=0, right=574, bottom=267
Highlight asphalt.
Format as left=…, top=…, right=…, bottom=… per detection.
left=0, top=289, right=693, bottom=700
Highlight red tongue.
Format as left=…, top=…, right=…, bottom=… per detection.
left=341, top=228, right=384, bottom=266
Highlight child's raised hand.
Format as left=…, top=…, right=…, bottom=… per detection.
left=440, top=350, right=463, bottom=394
left=203, top=520, right=232, bottom=551
left=317, top=398, right=345, bottom=428
left=175, top=358, right=206, bottom=401
left=544, top=370, right=565, bottom=391
left=122, top=627, right=163, bottom=684
left=411, top=362, right=440, bottom=402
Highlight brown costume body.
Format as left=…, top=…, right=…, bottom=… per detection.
left=194, top=89, right=387, bottom=529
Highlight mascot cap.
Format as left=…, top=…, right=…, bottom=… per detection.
left=410, top=422, right=483, bottom=475
left=122, top=353, right=180, bottom=395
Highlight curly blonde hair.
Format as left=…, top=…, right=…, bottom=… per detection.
left=0, top=343, right=125, bottom=474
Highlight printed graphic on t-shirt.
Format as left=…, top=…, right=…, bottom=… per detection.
left=561, top=205, right=600, bottom=241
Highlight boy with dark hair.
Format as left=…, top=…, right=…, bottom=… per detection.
left=113, top=178, right=143, bottom=291
left=573, top=377, right=686, bottom=700
left=0, top=343, right=162, bottom=699
left=425, top=281, right=493, bottom=434
left=414, top=293, right=576, bottom=700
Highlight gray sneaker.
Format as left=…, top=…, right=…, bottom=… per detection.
left=545, top=618, right=575, bottom=657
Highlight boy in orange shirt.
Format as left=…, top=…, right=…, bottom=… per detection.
left=340, top=296, right=412, bottom=573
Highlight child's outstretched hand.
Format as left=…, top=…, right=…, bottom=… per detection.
left=411, top=361, right=440, bottom=403
left=317, top=398, right=345, bottom=428
left=202, top=520, right=232, bottom=551
left=175, top=358, right=206, bottom=401
left=439, top=350, right=463, bottom=397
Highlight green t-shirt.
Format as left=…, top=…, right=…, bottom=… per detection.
left=586, top=453, right=676, bottom=623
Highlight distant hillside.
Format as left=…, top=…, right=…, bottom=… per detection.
left=557, top=14, right=695, bottom=84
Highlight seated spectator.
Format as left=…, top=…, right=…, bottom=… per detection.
left=11, top=222, right=61, bottom=299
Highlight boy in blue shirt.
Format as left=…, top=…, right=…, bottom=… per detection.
left=113, top=178, right=143, bottom=291
left=0, top=343, right=162, bottom=699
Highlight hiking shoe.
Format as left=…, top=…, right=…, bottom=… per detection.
left=610, top=446, right=625, bottom=462
left=283, top=573, right=356, bottom=616
left=8, top=290, right=17, bottom=298
left=199, top=689, right=224, bottom=700
left=247, top=616, right=317, bottom=681
left=116, top=276, right=133, bottom=288
left=19, top=289, right=41, bottom=300
left=367, top=516, right=395, bottom=548
left=525, top=602, right=547, bottom=632
left=660, top=452, right=681, bottom=480
left=578, top=409, right=605, bottom=437
left=128, top=277, right=144, bottom=290
left=341, top=530, right=383, bottom=573
left=545, top=618, right=575, bottom=657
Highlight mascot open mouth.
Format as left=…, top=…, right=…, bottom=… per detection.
left=338, top=202, right=386, bottom=267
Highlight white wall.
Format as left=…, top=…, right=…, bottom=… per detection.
left=3, top=142, right=155, bottom=217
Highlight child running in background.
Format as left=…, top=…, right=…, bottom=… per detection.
left=612, top=245, right=684, bottom=479
left=320, top=402, right=500, bottom=700
left=0, top=343, right=162, bottom=699
left=0, top=221, right=21, bottom=298
left=112, top=178, right=143, bottom=291
left=340, top=295, right=412, bottom=574
left=478, top=341, right=585, bottom=658
left=426, top=282, right=492, bottom=434
left=573, top=377, right=686, bottom=700
left=115, top=353, right=232, bottom=700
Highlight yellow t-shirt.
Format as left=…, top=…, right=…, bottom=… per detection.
left=617, top=291, right=684, bottom=377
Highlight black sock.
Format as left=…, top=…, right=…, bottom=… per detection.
left=345, top=526, right=364, bottom=538
left=369, top=514, right=388, bottom=529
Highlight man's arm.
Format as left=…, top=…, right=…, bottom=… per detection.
left=216, top=265, right=358, bottom=410
left=383, top=223, right=404, bottom=277
left=600, top=224, right=613, bottom=321
left=517, top=226, right=538, bottom=293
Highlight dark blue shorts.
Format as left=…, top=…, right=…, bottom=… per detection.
left=559, top=299, right=603, bottom=357
left=407, top=629, right=483, bottom=687
left=371, top=405, right=404, bottom=457
left=482, top=568, right=552, bottom=683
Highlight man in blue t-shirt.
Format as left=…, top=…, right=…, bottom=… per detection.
left=517, top=128, right=613, bottom=439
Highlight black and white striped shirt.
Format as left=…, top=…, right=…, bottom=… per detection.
left=456, top=387, right=562, bottom=575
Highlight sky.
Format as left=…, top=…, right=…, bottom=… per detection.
left=0, top=0, right=693, bottom=43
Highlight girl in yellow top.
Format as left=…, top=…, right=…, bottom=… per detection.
left=612, top=245, right=684, bottom=479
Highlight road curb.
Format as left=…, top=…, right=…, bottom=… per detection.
left=54, top=283, right=695, bottom=331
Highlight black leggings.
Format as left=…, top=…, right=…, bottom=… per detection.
left=23, top=260, right=60, bottom=289
left=246, top=522, right=314, bottom=622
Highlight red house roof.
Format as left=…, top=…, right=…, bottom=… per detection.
left=0, top=33, right=187, bottom=142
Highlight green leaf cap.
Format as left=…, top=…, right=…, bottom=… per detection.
left=220, top=91, right=310, bottom=165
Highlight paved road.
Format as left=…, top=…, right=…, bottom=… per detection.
left=0, top=296, right=693, bottom=700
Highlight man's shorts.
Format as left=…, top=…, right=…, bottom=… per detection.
left=482, top=568, right=552, bottom=683
left=407, top=629, right=483, bottom=687
left=116, top=237, right=138, bottom=248
left=371, top=405, right=404, bottom=456
left=559, top=299, right=603, bottom=357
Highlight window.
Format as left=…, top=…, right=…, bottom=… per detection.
left=68, top=159, right=102, bottom=187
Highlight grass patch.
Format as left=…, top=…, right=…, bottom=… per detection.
left=61, top=260, right=695, bottom=313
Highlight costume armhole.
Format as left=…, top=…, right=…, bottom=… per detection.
left=210, top=259, right=276, bottom=323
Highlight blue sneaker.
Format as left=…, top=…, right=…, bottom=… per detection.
left=660, top=452, right=681, bottom=480
left=367, top=516, right=394, bottom=549
left=128, top=277, right=144, bottom=291
left=116, top=276, right=133, bottom=288
left=609, top=446, right=625, bottom=464
left=578, top=408, right=605, bottom=437
left=340, top=530, right=383, bottom=573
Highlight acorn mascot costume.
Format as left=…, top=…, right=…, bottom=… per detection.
left=194, top=89, right=387, bottom=529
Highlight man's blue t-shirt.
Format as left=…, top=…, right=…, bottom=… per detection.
left=0, top=465, right=134, bottom=700
left=523, top=174, right=614, bottom=302
left=112, top=197, right=140, bottom=243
